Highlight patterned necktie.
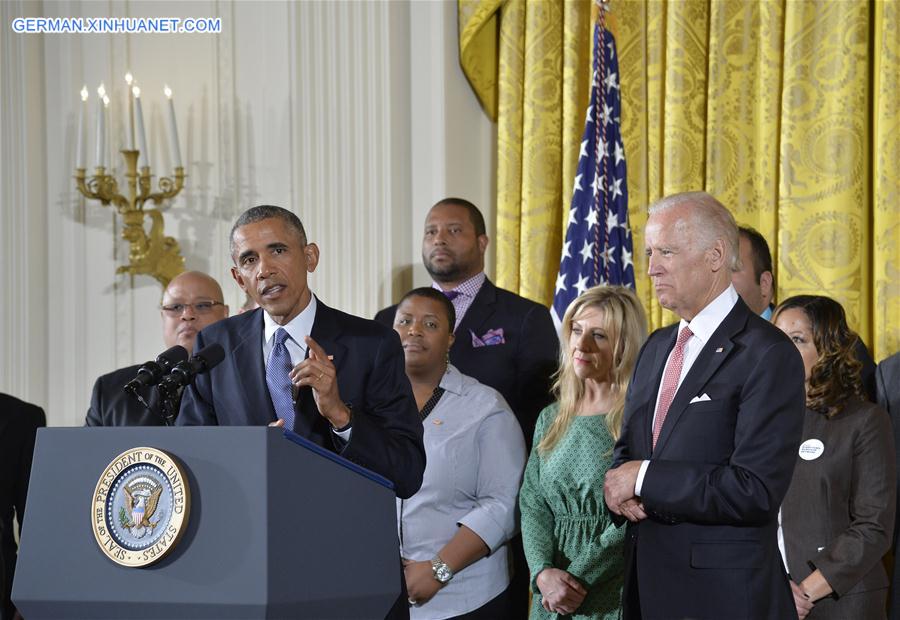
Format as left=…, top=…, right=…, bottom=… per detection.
left=266, top=327, right=295, bottom=430
left=652, top=326, right=693, bottom=449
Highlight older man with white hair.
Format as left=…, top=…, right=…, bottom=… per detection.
left=604, top=191, right=806, bottom=620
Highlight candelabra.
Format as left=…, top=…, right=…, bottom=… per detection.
left=75, top=150, right=186, bottom=287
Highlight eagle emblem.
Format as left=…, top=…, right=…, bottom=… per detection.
left=120, top=477, right=164, bottom=539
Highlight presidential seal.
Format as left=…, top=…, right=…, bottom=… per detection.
left=91, top=447, right=190, bottom=567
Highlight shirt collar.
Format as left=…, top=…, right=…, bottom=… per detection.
left=432, top=271, right=486, bottom=298
left=761, top=305, right=773, bottom=322
left=263, top=294, right=318, bottom=350
left=680, top=285, right=739, bottom=345
left=438, top=363, right=464, bottom=396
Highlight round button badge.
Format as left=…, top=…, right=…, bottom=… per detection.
left=799, top=439, right=824, bottom=461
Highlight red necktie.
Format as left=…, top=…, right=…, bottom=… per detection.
left=652, top=326, right=693, bottom=449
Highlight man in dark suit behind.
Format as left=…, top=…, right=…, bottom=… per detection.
left=876, top=351, right=900, bottom=620
left=85, top=271, right=229, bottom=426
left=604, top=192, right=806, bottom=620
left=0, top=393, right=45, bottom=620
left=732, top=224, right=878, bottom=400
left=375, top=198, right=558, bottom=445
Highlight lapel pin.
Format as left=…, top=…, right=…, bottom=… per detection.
left=432, top=419, right=443, bottom=425
left=715, top=347, right=723, bottom=353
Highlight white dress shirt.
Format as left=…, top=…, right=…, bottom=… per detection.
left=636, top=285, right=739, bottom=495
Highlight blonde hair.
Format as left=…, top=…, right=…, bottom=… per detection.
left=538, top=286, right=647, bottom=454
left=648, top=191, right=741, bottom=272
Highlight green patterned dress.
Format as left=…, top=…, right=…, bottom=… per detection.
left=520, top=403, right=624, bottom=620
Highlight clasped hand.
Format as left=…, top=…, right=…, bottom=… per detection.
left=536, top=568, right=587, bottom=616
left=603, top=460, right=647, bottom=522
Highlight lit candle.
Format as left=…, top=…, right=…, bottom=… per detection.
left=76, top=86, right=88, bottom=169
left=103, top=95, right=110, bottom=169
left=96, top=84, right=106, bottom=168
left=163, top=85, right=182, bottom=168
left=133, top=86, right=149, bottom=168
left=124, top=72, right=135, bottom=150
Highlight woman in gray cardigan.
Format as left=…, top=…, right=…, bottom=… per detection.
left=774, top=295, right=896, bottom=619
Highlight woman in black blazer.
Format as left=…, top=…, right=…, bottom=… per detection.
left=774, top=295, right=896, bottom=619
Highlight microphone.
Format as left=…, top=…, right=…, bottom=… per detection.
left=124, top=345, right=189, bottom=399
left=157, top=343, right=226, bottom=395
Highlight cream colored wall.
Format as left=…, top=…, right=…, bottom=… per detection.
left=0, top=0, right=493, bottom=425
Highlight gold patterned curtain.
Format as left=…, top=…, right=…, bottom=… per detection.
left=459, top=0, right=594, bottom=303
left=616, top=0, right=900, bottom=359
left=461, top=0, right=900, bottom=360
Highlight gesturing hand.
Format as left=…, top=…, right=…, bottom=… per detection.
left=536, top=568, right=587, bottom=616
left=289, top=336, right=350, bottom=429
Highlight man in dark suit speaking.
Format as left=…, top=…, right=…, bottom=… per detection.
left=178, top=205, right=425, bottom=500
left=604, top=192, right=806, bottom=620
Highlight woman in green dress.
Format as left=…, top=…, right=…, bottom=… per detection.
left=520, top=286, right=647, bottom=619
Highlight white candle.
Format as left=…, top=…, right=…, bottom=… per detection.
left=95, top=84, right=106, bottom=168
left=133, top=86, right=149, bottom=168
left=163, top=85, right=182, bottom=168
left=124, top=72, right=135, bottom=150
left=103, top=95, right=111, bottom=169
left=76, top=86, right=88, bottom=168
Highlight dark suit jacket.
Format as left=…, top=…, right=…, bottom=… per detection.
left=783, top=399, right=895, bottom=619
left=375, top=278, right=558, bottom=445
left=85, top=364, right=167, bottom=427
left=855, top=338, right=877, bottom=402
left=0, top=394, right=45, bottom=620
left=179, top=301, right=425, bottom=499
left=876, top=352, right=900, bottom=620
left=611, top=298, right=806, bottom=620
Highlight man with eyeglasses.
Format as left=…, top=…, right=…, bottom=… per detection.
left=85, top=271, right=229, bottom=426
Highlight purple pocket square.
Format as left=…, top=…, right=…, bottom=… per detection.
left=470, top=328, right=505, bottom=347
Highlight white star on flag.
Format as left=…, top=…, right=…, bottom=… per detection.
left=555, top=272, right=567, bottom=293
left=610, top=177, right=624, bottom=200
left=606, top=211, right=620, bottom=233
left=574, top=274, right=590, bottom=296
left=614, top=141, right=625, bottom=165
left=580, top=239, right=594, bottom=264
left=604, top=71, right=619, bottom=92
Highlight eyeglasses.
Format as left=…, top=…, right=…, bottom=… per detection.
left=160, top=301, right=225, bottom=316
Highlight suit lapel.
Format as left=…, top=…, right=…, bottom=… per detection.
left=296, top=299, right=349, bottom=441
left=452, top=278, right=497, bottom=352
left=232, top=309, right=275, bottom=426
left=653, top=300, right=750, bottom=455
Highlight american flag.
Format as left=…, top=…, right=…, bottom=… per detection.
left=551, top=15, right=634, bottom=327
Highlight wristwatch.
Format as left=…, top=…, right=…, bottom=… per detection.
left=431, top=556, right=454, bottom=584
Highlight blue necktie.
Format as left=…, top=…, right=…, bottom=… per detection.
left=443, top=290, right=460, bottom=301
left=266, top=328, right=296, bottom=430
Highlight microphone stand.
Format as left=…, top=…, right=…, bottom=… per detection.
left=157, top=382, right=181, bottom=426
